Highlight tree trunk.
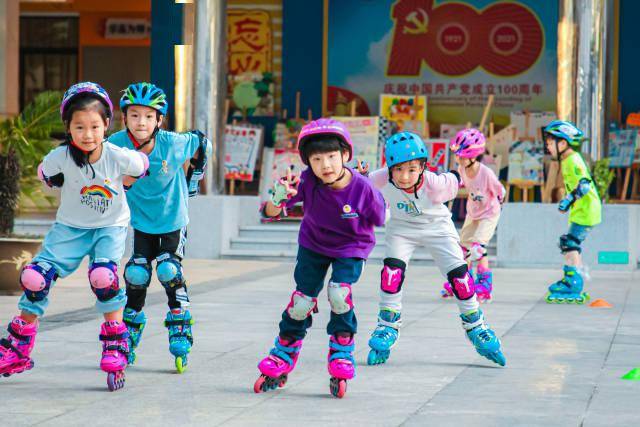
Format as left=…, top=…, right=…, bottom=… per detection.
left=0, top=149, right=20, bottom=236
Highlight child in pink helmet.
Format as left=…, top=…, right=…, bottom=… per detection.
left=442, top=128, right=505, bottom=302
left=254, top=118, right=386, bottom=398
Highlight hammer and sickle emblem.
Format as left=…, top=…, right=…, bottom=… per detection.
left=403, top=8, right=429, bottom=35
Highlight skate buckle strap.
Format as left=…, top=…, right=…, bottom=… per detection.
left=104, top=343, right=129, bottom=355
left=377, top=318, right=401, bottom=329
left=329, top=340, right=355, bottom=363
left=461, top=314, right=484, bottom=331
left=7, top=325, right=31, bottom=342
left=0, top=337, right=27, bottom=359
left=269, top=338, right=299, bottom=365
left=99, top=332, right=129, bottom=341
left=165, top=319, right=191, bottom=327
left=123, top=319, right=143, bottom=329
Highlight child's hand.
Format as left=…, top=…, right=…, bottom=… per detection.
left=356, top=159, right=369, bottom=176
left=270, top=167, right=299, bottom=206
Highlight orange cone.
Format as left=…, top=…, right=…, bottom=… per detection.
left=589, top=299, right=613, bottom=308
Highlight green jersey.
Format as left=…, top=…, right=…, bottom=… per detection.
left=561, top=152, right=601, bottom=226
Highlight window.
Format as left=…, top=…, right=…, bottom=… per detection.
left=20, top=16, right=79, bottom=108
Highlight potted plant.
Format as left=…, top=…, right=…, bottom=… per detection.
left=592, top=158, right=615, bottom=203
left=0, top=91, right=62, bottom=294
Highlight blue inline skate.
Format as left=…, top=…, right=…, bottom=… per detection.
left=164, top=309, right=194, bottom=373
left=367, top=309, right=401, bottom=365
left=546, top=265, right=590, bottom=304
left=460, top=309, right=505, bottom=366
left=122, top=308, right=147, bottom=365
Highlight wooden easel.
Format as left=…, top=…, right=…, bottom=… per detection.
left=505, top=111, right=543, bottom=202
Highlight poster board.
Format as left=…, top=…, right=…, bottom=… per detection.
left=379, top=94, right=427, bottom=136
left=509, top=111, right=556, bottom=140
left=223, top=124, right=263, bottom=181
left=507, top=140, right=544, bottom=185
left=487, top=124, right=516, bottom=164
left=424, top=139, right=449, bottom=173
left=608, top=129, right=638, bottom=168
left=333, top=116, right=392, bottom=169
left=440, top=124, right=466, bottom=140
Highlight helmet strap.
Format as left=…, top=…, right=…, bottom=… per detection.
left=126, top=126, right=159, bottom=151
left=322, top=163, right=347, bottom=187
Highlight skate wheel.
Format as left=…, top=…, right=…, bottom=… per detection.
left=330, top=377, right=347, bottom=398
left=254, top=375, right=266, bottom=393
left=367, top=349, right=388, bottom=366
left=278, top=374, right=288, bottom=388
left=175, top=356, right=186, bottom=374
left=107, top=371, right=126, bottom=391
left=490, top=351, right=506, bottom=367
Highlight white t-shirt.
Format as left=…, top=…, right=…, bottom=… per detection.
left=41, top=142, right=145, bottom=228
left=369, top=168, right=459, bottom=224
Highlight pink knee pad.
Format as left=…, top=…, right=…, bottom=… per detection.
left=286, top=290, right=318, bottom=321
left=20, top=262, right=57, bottom=302
left=380, top=258, right=406, bottom=294
left=450, top=272, right=476, bottom=300
left=88, top=261, right=120, bottom=302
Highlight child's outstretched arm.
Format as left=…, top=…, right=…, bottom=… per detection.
left=423, top=170, right=461, bottom=204
left=261, top=167, right=300, bottom=220
left=37, top=151, right=64, bottom=188
left=117, top=148, right=149, bottom=189
left=558, top=178, right=591, bottom=212
left=368, top=168, right=389, bottom=190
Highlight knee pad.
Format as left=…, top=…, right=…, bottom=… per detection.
left=327, top=281, right=354, bottom=315
left=559, top=233, right=582, bottom=254
left=286, top=290, right=318, bottom=321
left=20, top=262, right=58, bottom=302
left=467, top=243, right=487, bottom=262
left=88, top=260, right=120, bottom=302
left=380, top=258, right=406, bottom=294
left=124, top=255, right=152, bottom=289
left=156, top=252, right=185, bottom=290
left=446, top=265, right=476, bottom=300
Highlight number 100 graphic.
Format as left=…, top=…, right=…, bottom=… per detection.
left=386, top=0, right=544, bottom=77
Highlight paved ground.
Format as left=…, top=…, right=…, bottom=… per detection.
left=0, top=260, right=638, bottom=427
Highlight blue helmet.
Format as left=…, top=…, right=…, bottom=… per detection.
left=384, top=131, right=428, bottom=168
left=120, top=82, right=168, bottom=115
left=543, top=120, right=584, bottom=147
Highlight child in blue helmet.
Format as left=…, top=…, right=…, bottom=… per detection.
left=364, top=131, right=505, bottom=367
left=108, top=82, right=212, bottom=373
left=543, top=120, right=601, bottom=303
left=0, top=82, right=149, bottom=391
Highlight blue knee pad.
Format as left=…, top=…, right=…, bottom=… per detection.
left=124, top=255, right=152, bottom=289
left=20, top=262, right=58, bottom=302
left=559, top=233, right=582, bottom=254
left=88, top=260, right=120, bottom=302
left=156, top=252, right=185, bottom=290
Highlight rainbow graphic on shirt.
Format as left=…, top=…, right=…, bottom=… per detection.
left=80, top=185, right=113, bottom=199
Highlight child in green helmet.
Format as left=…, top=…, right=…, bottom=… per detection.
left=543, top=120, right=601, bottom=304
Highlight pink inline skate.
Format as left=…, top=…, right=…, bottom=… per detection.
left=0, top=316, right=38, bottom=378
left=327, top=334, right=355, bottom=398
left=254, top=336, right=302, bottom=393
left=99, top=321, right=129, bottom=391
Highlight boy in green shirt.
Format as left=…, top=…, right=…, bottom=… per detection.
left=542, top=120, right=601, bottom=304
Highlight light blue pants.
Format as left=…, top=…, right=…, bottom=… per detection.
left=19, top=223, right=128, bottom=317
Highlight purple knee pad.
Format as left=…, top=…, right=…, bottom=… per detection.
left=88, top=260, right=120, bottom=302
left=380, top=258, right=406, bottom=294
left=20, top=262, right=58, bottom=302
left=449, top=272, right=476, bottom=300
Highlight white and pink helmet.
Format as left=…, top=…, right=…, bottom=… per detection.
left=296, top=118, right=353, bottom=165
left=450, top=128, right=486, bottom=159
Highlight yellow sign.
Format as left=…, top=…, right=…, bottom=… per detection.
left=379, top=94, right=427, bottom=136
left=227, top=10, right=272, bottom=75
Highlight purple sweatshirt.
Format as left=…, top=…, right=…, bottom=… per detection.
left=286, top=168, right=386, bottom=259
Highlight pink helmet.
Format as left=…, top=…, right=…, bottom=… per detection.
left=297, top=118, right=353, bottom=165
left=450, top=128, right=486, bottom=158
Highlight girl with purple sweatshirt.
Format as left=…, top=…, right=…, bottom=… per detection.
left=254, top=118, right=386, bottom=398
